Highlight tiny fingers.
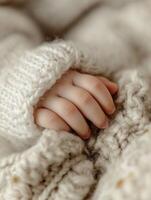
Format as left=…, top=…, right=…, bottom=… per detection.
left=98, top=76, right=118, bottom=95
left=40, top=96, right=91, bottom=139
left=34, top=70, right=118, bottom=140
left=35, top=108, right=70, bottom=132
left=73, top=72, right=116, bottom=115
left=57, top=84, right=108, bottom=129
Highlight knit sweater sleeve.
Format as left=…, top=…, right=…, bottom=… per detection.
left=0, top=7, right=105, bottom=152
left=0, top=7, right=44, bottom=151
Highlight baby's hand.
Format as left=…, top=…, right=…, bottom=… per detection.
left=34, top=70, right=118, bottom=139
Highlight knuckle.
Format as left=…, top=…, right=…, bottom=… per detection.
left=92, top=80, right=101, bottom=90
left=64, top=103, right=77, bottom=116
left=49, top=113, right=58, bottom=123
left=81, top=93, right=92, bottom=105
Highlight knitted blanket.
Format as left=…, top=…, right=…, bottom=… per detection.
left=0, top=0, right=151, bottom=199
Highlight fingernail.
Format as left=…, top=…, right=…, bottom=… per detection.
left=83, top=130, right=91, bottom=140
left=112, top=82, right=119, bottom=91
left=109, top=106, right=116, bottom=115
left=102, top=119, right=109, bottom=129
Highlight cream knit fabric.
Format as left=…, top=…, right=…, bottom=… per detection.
left=0, top=0, right=151, bottom=199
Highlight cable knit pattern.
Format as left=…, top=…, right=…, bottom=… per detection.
left=0, top=0, right=151, bottom=199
